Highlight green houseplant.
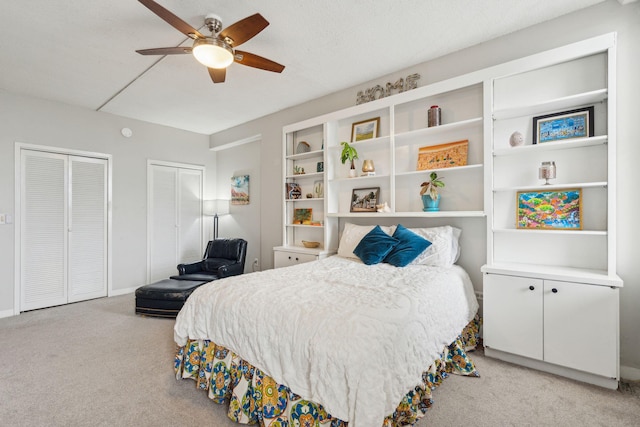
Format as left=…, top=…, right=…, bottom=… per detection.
left=420, top=172, right=445, bottom=211
left=340, top=141, right=359, bottom=177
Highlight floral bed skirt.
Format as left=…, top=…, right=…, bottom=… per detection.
left=174, top=316, right=481, bottom=427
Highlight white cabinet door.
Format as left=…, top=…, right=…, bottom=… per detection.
left=484, top=274, right=543, bottom=360
left=274, top=250, right=317, bottom=268
left=544, top=280, right=618, bottom=378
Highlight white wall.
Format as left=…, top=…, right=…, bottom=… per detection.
left=210, top=0, right=640, bottom=375
left=0, top=90, right=216, bottom=314
left=214, top=139, right=262, bottom=273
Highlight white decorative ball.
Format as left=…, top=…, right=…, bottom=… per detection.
left=509, top=131, right=524, bottom=147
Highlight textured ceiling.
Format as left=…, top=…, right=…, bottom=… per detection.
left=0, top=0, right=608, bottom=135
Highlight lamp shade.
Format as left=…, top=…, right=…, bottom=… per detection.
left=192, top=38, right=234, bottom=69
left=203, top=199, right=230, bottom=216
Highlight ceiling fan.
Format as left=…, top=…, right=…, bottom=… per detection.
left=135, top=0, right=285, bottom=83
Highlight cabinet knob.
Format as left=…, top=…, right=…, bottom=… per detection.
left=552, top=288, right=558, bottom=293
left=529, top=285, right=535, bottom=291
left=295, top=257, right=299, bottom=261
left=288, top=256, right=292, bottom=260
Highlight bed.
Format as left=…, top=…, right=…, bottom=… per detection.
left=174, top=224, right=480, bottom=427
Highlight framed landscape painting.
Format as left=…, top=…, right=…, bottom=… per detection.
left=516, top=188, right=582, bottom=230
left=351, top=117, right=380, bottom=142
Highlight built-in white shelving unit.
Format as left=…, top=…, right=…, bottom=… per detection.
left=482, top=33, right=621, bottom=390
left=275, top=74, right=487, bottom=267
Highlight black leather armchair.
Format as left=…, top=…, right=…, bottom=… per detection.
left=171, top=238, right=248, bottom=282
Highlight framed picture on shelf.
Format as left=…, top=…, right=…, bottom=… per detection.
left=350, top=187, right=380, bottom=213
left=293, top=208, right=313, bottom=224
left=286, top=182, right=301, bottom=199
left=516, top=188, right=582, bottom=230
left=351, top=117, right=380, bottom=142
left=417, top=140, right=468, bottom=170
left=532, top=106, right=594, bottom=144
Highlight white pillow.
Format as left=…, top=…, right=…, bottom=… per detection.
left=408, top=226, right=461, bottom=267
left=337, top=223, right=395, bottom=259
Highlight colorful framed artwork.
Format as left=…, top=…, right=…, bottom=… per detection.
left=231, top=175, right=250, bottom=205
left=351, top=117, right=380, bottom=142
left=516, top=188, right=582, bottom=230
left=417, top=139, right=469, bottom=170
left=285, top=182, right=301, bottom=199
left=532, top=106, right=594, bottom=144
left=350, top=187, right=380, bottom=213
left=293, top=208, right=313, bottom=224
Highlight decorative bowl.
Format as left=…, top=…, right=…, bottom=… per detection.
left=302, top=240, right=320, bottom=248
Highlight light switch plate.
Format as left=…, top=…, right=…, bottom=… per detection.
left=0, top=214, right=5, bottom=224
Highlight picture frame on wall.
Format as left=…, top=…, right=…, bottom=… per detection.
left=351, top=117, right=380, bottom=142
left=350, top=187, right=380, bottom=213
left=516, top=188, right=582, bottom=230
left=231, top=175, right=250, bottom=205
left=532, top=106, right=594, bottom=144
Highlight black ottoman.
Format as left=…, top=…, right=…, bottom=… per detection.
left=135, top=278, right=207, bottom=318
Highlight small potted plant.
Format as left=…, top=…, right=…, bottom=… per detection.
left=420, top=172, right=445, bottom=211
left=340, top=141, right=359, bottom=178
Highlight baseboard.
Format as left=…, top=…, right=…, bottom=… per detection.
left=621, top=365, right=640, bottom=382
left=485, top=347, right=619, bottom=390
left=0, top=308, right=16, bottom=319
left=110, top=287, right=137, bottom=296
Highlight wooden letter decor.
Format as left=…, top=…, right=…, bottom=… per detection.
left=356, top=73, right=421, bottom=104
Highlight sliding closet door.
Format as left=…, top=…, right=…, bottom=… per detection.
left=68, top=156, right=107, bottom=302
left=148, top=163, right=203, bottom=283
left=20, top=151, right=68, bottom=310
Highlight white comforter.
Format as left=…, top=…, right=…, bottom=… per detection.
left=174, top=255, right=478, bottom=427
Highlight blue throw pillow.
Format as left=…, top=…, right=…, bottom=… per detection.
left=384, top=224, right=432, bottom=267
left=353, top=225, right=399, bottom=265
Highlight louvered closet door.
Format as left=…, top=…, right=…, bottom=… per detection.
left=148, top=164, right=203, bottom=283
left=21, top=151, right=68, bottom=310
left=178, top=169, right=203, bottom=265
left=68, top=156, right=107, bottom=302
left=149, top=165, right=179, bottom=283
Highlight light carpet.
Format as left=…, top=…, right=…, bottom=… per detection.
left=0, top=294, right=638, bottom=426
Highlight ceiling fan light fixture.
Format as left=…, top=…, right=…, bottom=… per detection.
left=192, top=38, right=234, bottom=69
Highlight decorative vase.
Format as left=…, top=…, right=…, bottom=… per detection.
left=362, top=159, right=375, bottom=175
left=421, top=194, right=440, bottom=212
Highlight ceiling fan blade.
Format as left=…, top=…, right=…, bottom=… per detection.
left=208, top=67, right=226, bottom=83
left=234, top=51, right=285, bottom=73
left=138, top=0, right=204, bottom=39
left=219, top=13, right=269, bottom=47
left=136, top=47, right=192, bottom=55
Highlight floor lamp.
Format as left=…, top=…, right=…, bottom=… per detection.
left=203, top=199, right=230, bottom=240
